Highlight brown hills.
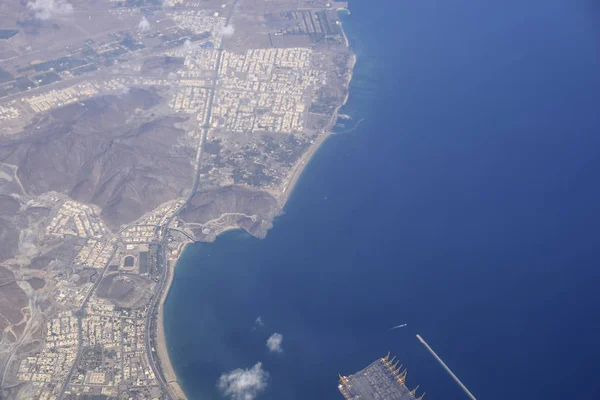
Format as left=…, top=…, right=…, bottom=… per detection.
left=0, top=88, right=195, bottom=229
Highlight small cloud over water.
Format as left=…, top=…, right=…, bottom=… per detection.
left=217, top=362, right=269, bottom=400
left=251, top=316, right=264, bottom=331
left=266, top=333, right=283, bottom=353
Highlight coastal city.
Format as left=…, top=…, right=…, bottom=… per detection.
left=0, top=0, right=593, bottom=399
left=9, top=194, right=189, bottom=399
left=0, top=0, right=353, bottom=399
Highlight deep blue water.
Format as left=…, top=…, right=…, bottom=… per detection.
left=165, top=0, right=600, bottom=399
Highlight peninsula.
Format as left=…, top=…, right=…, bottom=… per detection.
left=0, top=0, right=355, bottom=398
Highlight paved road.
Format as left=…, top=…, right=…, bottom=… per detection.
left=111, top=6, right=243, bottom=388
left=58, top=245, right=117, bottom=400
left=142, top=3, right=241, bottom=398
left=144, top=242, right=173, bottom=398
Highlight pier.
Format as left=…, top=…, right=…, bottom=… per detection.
left=416, top=334, right=477, bottom=400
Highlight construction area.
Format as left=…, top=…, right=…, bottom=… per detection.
left=338, top=353, right=425, bottom=400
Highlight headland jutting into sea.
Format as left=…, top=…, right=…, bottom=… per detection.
left=156, top=3, right=357, bottom=399
left=164, top=0, right=600, bottom=399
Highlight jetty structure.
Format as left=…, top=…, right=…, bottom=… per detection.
left=416, top=334, right=477, bottom=400
left=338, top=353, right=425, bottom=400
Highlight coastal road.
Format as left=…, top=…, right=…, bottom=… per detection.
left=144, top=242, right=174, bottom=398
left=142, top=2, right=241, bottom=399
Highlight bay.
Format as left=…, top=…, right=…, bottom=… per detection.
left=165, top=0, right=600, bottom=398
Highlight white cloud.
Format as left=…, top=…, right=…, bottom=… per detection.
left=266, top=333, right=283, bottom=353
left=220, top=24, right=235, bottom=37
left=183, top=39, right=192, bottom=48
left=27, top=0, right=74, bottom=20
left=138, top=16, right=151, bottom=32
left=251, top=316, right=264, bottom=332
left=217, top=362, right=269, bottom=400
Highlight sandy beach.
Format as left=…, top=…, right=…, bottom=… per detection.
left=276, top=133, right=330, bottom=206
left=156, top=257, right=188, bottom=400
left=278, top=31, right=357, bottom=206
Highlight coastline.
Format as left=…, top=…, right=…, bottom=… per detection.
left=276, top=132, right=330, bottom=206
left=148, top=1, right=600, bottom=398
left=156, top=254, right=188, bottom=400
left=155, top=9, right=356, bottom=400
left=278, top=16, right=357, bottom=206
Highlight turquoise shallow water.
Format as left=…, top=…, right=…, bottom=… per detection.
left=165, top=0, right=600, bottom=399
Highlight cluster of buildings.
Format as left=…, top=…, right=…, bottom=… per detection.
left=219, top=48, right=314, bottom=81
left=118, top=77, right=172, bottom=88
left=39, top=297, right=160, bottom=398
left=54, top=280, right=94, bottom=308
left=170, top=86, right=209, bottom=117
left=121, top=226, right=160, bottom=244
left=166, top=236, right=188, bottom=259
left=211, top=48, right=326, bottom=134
left=131, top=199, right=184, bottom=227
left=66, top=298, right=157, bottom=396
left=179, top=78, right=212, bottom=87
left=22, top=82, right=99, bottom=113
left=16, top=312, right=78, bottom=399
left=121, top=199, right=187, bottom=244
left=51, top=234, right=112, bottom=308
left=168, top=48, right=219, bottom=75
left=101, top=76, right=181, bottom=91
left=13, top=192, right=185, bottom=396
left=168, top=11, right=226, bottom=47
left=14, top=243, right=161, bottom=398
left=45, top=201, right=108, bottom=239
left=164, top=0, right=204, bottom=6
left=73, top=238, right=116, bottom=269
left=0, top=102, right=20, bottom=121
left=18, top=73, right=189, bottom=119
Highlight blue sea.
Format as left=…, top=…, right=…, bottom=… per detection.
left=164, top=0, right=600, bottom=399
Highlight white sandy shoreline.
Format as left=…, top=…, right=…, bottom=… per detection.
left=279, top=15, right=357, bottom=205
left=156, top=255, right=188, bottom=399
